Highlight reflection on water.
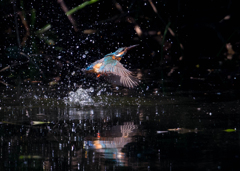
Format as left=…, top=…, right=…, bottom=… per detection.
left=84, top=122, right=138, bottom=167
left=1, top=95, right=240, bottom=170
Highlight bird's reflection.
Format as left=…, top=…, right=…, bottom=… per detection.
left=83, top=122, right=138, bottom=166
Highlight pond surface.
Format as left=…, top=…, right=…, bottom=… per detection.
left=0, top=90, right=240, bottom=171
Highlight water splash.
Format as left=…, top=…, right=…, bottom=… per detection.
left=64, top=87, right=95, bottom=106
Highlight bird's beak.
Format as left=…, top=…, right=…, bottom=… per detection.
left=125, top=44, right=139, bottom=51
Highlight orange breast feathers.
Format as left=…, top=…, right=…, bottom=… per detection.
left=112, top=55, right=122, bottom=61
left=93, top=63, right=102, bottom=73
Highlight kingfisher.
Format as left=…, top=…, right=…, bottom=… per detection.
left=85, top=45, right=139, bottom=88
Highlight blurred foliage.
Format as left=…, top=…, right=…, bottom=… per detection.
left=66, top=0, right=99, bottom=16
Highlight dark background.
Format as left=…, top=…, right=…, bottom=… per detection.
left=1, top=0, right=240, bottom=93
left=1, top=1, right=240, bottom=170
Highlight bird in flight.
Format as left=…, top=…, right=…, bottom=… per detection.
left=85, top=45, right=139, bottom=88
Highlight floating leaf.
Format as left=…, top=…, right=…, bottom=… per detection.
left=168, top=128, right=199, bottom=134
left=157, top=131, right=168, bottom=134
left=31, top=121, right=50, bottom=125
left=83, top=29, right=97, bottom=34
left=224, top=129, right=236, bottom=132
left=19, top=155, right=42, bottom=159
left=1, top=121, right=19, bottom=125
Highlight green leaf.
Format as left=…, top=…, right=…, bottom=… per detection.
left=35, top=24, right=51, bottom=34
left=19, top=155, right=42, bottom=159
left=66, top=0, right=99, bottom=16
left=31, top=121, right=50, bottom=125
left=224, top=129, right=236, bottom=132
left=31, top=9, right=36, bottom=29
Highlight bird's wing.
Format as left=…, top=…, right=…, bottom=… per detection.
left=99, top=59, right=132, bottom=76
left=105, top=74, right=139, bottom=88
left=100, top=60, right=139, bottom=88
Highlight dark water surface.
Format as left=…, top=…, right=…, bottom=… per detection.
left=1, top=92, right=240, bottom=171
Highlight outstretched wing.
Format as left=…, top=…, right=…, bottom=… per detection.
left=99, top=58, right=139, bottom=88
left=105, top=73, right=139, bottom=88
left=98, top=57, right=131, bottom=75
